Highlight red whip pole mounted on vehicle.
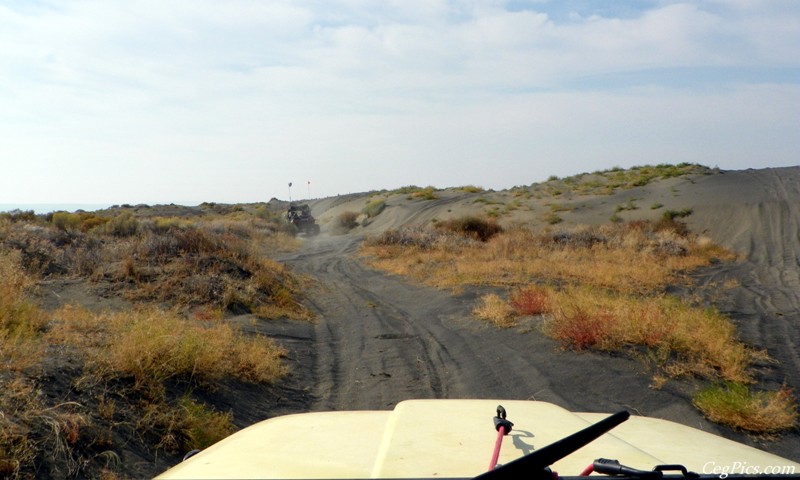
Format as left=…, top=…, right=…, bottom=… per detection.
left=488, top=405, right=514, bottom=471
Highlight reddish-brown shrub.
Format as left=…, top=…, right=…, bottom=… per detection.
left=548, top=308, right=615, bottom=350
left=509, top=286, right=549, bottom=315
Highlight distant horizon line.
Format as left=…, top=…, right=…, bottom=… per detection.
left=0, top=203, right=194, bottom=214
left=0, top=200, right=290, bottom=214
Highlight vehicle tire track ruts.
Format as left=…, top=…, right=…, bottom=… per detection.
left=287, top=237, right=455, bottom=410
left=749, top=171, right=800, bottom=391
left=689, top=168, right=800, bottom=397
left=278, top=236, right=711, bottom=421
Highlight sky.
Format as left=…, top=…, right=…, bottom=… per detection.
left=1, top=0, right=798, bottom=206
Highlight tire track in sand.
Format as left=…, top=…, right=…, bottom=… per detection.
left=277, top=235, right=711, bottom=422
left=281, top=235, right=457, bottom=409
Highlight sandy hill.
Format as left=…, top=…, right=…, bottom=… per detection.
left=302, top=166, right=800, bottom=394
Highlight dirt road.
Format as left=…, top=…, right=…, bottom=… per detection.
left=279, top=235, right=705, bottom=415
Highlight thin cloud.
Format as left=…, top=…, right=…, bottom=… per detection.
left=0, top=1, right=797, bottom=204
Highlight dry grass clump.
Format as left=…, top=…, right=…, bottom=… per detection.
left=123, top=226, right=309, bottom=319
left=415, top=186, right=439, bottom=200
left=693, top=383, right=798, bottom=434
left=365, top=226, right=477, bottom=252
left=36, top=304, right=287, bottom=464
left=0, top=250, right=43, bottom=334
left=366, top=226, right=443, bottom=249
left=0, top=250, right=46, bottom=371
left=48, top=305, right=287, bottom=390
left=0, top=377, right=101, bottom=479
left=542, top=287, right=753, bottom=383
left=51, top=211, right=110, bottom=233
left=138, top=396, right=235, bottom=453
left=0, top=378, right=37, bottom=478
left=472, top=294, right=517, bottom=328
left=126, top=226, right=304, bottom=312
left=1, top=299, right=285, bottom=478
left=456, top=185, right=484, bottom=193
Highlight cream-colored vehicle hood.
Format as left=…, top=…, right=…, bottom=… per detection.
left=157, top=399, right=798, bottom=479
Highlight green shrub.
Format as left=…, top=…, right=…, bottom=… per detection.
left=361, top=199, right=386, bottom=218
left=409, top=186, right=439, bottom=201
left=51, top=212, right=82, bottom=233
left=549, top=203, right=572, bottom=213
left=98, top=212, right=139, bottom=237
left=693, top=382, right=798, bottom=433
left=392, top=185, right=439, bottom=200
left=253, top=205, right=273, bottom=220
left=80, top=215, right=109, bottom=232
left=456, top=185, right=484, bottom=193
left=393, top=185, right=421, bottom=195
left=151, top=217, right=185, bottom=233
left=137, top=396, right=235, bottom=454
left=178, top=397, right=235, bottom=450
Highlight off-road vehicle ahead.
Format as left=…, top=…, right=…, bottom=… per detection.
left=286, top=204, right=320, bottom=236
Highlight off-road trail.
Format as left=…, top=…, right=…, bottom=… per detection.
left=279, top=235, right=701, bottom=416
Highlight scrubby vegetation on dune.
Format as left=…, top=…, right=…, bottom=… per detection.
left=362, top=215, right=797, bottom=434
left=516, top=163, right=713, bottom=199
left=1, top=208, right=308, bottom=319
left=0, top=207, right=307, bottom=479
left=391, top=185, right=440, bottom=200
left=365, top=218, right=732, bottom=294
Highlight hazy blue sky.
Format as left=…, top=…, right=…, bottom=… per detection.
left=2, top=0, right=798, bottom=205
